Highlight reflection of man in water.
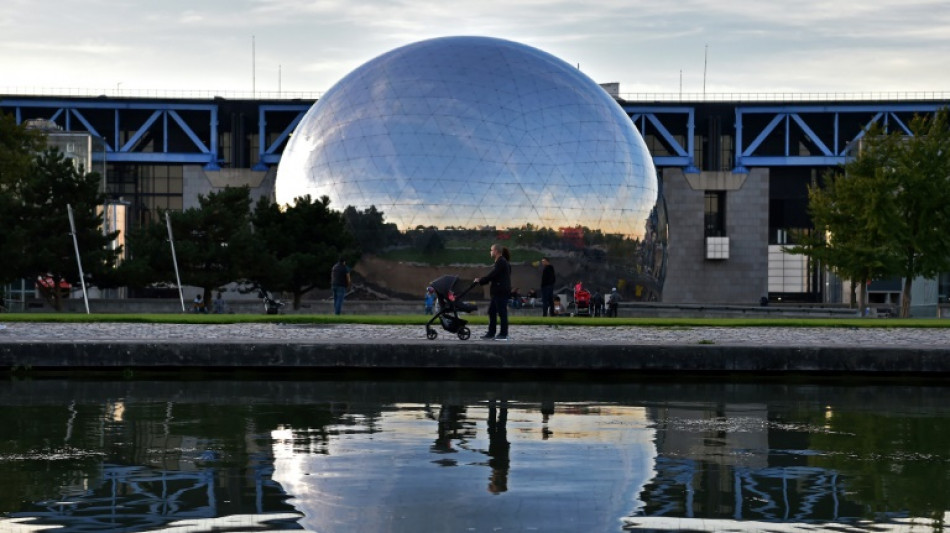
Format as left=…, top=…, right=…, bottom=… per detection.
left=487, top=399, right=510, bottom=493
left=541, top=400, right=554, bottom=440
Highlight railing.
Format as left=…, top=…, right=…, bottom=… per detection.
left=0, top=86, right=323, bottom=100
left=618, top=91, right=950, bottom=103
left=4, top=86, right=950, bottom=103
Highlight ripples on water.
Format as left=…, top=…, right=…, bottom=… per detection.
left=0, top=379, right=948, bottom=532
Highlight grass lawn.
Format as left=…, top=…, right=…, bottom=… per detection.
left=1, top=312, right=948, bottom=328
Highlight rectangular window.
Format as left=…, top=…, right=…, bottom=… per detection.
left=704, top=191, right=726, bottom=237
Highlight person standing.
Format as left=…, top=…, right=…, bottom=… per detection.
left=424, top=286, right=436, bottom=315
left=607, top=287, right=621, bottom=317
left=330, top=257, right=350, bottom=315
left=475, top=243, right=511, bottom=340
left=591, top=288, right=604, bottom=317
left=540, top=257, right=556, bottom=317
left=212, top=292, right=226, bottom=314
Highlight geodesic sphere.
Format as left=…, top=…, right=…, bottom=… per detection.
left=276, top=35, right=666, bottom=300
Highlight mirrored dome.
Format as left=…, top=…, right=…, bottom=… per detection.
left=277, top=36, right=666, bottom=302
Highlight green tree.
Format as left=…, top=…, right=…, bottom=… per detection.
left=889, top=110, right=950, bottom=316
left=0, top=112, right=44, bottom=188
left=251, top=194, right=357, bottom=309
left=0, top=113, right=45, bottom=290
left=122, top=187, right=261, bottom=305
left=0, top=148, right=121, bottom=310
left=789, top=126, right=902, bottom=311
left=792, top=109, right=950, bottom=317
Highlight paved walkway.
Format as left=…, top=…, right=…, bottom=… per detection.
left=0, top=322, right=947, bottom=347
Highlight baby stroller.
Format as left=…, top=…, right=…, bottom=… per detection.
left=258, top=287, right=284, bottom=315
left=572, top=282, right=592, bottom=317
left=425, top=275, right=478, bottom=340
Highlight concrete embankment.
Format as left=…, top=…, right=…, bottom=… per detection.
left=1, top=323, right=949, bottom=377
left=2, top=341, right=950, bottom=376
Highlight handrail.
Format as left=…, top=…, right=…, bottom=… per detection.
left=3, top=87, right=950, bottom=103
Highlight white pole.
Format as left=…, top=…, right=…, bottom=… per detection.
left=165, top=212, right=186, bottom=312
left=703, top=44, right=708, bottom=100
left=67, top=204, right=90, bottom=314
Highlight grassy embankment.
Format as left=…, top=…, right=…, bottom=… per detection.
left=1, top=312, right=947, bottom=328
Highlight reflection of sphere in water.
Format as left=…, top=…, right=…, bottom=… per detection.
left=276, top=35, right=665, bottom=300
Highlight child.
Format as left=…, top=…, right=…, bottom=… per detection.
left=424, top=286, right=436, bottom=315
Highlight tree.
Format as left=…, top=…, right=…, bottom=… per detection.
left=0, top=148, right=121, bottom=310
left=122, top=187, right=261, bottom=305
left=251, top=194, right=357, bottom=309
left=789, top=126, right=902, bottom=312
left=0, top=112, right=43, bottom=188
left=0, top=113, right=45, bottom=286
left=888, top=110, right=950, bottom=316
left=791, top=109, right=950, bottom=317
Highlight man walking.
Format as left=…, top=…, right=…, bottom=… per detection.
left=475, top=244, right=511, bottom=340
left=330, top=257, right=350, bottom=315
left=540, top=257, right=555, bottom=317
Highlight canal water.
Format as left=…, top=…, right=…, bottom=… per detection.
left=0, top=378, right=948, bottom=532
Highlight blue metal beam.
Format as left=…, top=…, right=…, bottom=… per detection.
left=168, top=110, right=211, bottom=154
left=621, top=105, right=697, bottom=172
left=734, top=103, right=948, bottom=172
left=0, top=98, right=220, bottom=168
left=739, top=155, right=847, bottom=167
left=253, top=104, right=310, bottom=170
left=120, top=110, right=162, bottom=152
left=68, top=108, right=111, bottom=150
left=106, top=152, right=217, bottom=164
left=789, top=113, right=832, bottom=156
left=5, top=97, right=948, bottom=174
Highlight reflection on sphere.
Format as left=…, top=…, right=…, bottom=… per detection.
left=277, top=36, right=666, bottom=302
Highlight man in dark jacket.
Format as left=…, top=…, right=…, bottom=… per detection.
left=475, top=244, right=511, bottom=340
left=607, top=287, right=621, bottom=317
left=540, top=257, right=555, bottom=317
left=330, top=258, right=350, bottom=315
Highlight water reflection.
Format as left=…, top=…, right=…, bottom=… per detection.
left=0, top=380, right=948, bottom=532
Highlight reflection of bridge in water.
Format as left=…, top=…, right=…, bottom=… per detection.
left=9, top=460, right=298, bottom=532
left=638, top=403, right=889, bottom=527
left=3, top=380, right=948, bottom=532
left=644, top=458, right=859, bottom=522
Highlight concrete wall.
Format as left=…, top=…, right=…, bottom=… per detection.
left=183, top=167, right=277, bottom=208
left=662, top=168, right=769, bottom=305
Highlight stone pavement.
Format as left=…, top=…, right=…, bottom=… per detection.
left=0, top=322, right=948, bottom=347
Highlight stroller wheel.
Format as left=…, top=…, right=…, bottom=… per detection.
left=457, top=327, right=471, bottom=341
left=426, top=328, right=438, bottom=340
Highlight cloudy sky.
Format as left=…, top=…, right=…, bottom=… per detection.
left=3, top=0, right=950, bottom=98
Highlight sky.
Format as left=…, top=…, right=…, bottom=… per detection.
left=3, top=0, right=950, bottom=98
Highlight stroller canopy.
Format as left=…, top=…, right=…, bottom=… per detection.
left=429, top=275, right=462, bottom=296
